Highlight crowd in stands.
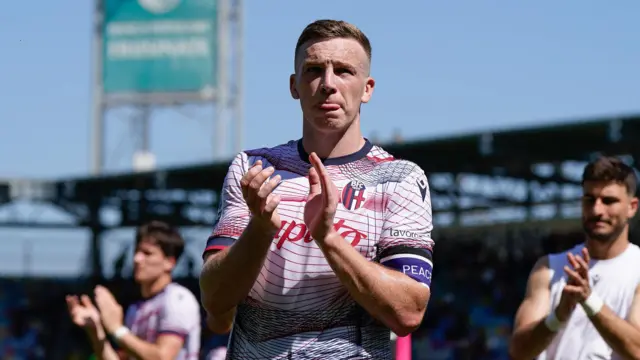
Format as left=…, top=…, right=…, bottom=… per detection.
left=0, top=278, right=47, bottom=359
left=0, top=228, right=621, bottom=359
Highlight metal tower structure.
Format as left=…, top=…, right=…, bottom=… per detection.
left=90, top=0, right=244, bottom=174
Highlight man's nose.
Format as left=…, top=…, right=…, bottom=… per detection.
left=591, top=199, right=606, bottom=216
left=133, top=252, right=144, bottom=263
left=320, top=69, right=337, bottom=94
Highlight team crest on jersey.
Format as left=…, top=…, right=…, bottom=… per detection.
left=341, top=180, right=368, bottom=211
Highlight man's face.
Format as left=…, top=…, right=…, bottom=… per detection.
left=290, top=37, right=375, bottom=133
left=581, top=181, right=638, bottom=242
left=132, top=239, right=174, bottom=284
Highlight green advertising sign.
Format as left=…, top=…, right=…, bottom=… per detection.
left=102, top=0, right=217, bottom=95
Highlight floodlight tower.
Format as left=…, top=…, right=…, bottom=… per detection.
left=90, top=0, right=244, bottom=174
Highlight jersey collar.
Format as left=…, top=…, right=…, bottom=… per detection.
left=297, top=138, right=373, bottom=166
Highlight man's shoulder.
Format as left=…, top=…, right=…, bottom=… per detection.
left=368, top=142, right=423, bottom=168
left=165, top=283, right=199, bottom=308
left=229, top=140, right=301, bottom=168
left=368, top=150, right=426, bottom=185
left=547, top=243, right=585, bottom=262
left=531, top=244, right=584, bottom=276
left=242, top=140, right=298, bottom=158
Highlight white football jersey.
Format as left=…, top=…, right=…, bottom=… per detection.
left=539, top=243, right=640, bottom=360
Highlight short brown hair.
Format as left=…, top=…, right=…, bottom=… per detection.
left=582, top=156, right=638, bottom=195
left=295, top=19, right=372, bottom=63
left=135, top=220, right=185, bottom=261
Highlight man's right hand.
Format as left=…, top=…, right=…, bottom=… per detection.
left=554, top=253, right=585, bottom=322
left=554, top=288, right=578, bottom=322
left=66, top=294, right=104, bottom=337
left=240, top=160, right=282, bottom=232
left=555, top=271, right=583, bottom=322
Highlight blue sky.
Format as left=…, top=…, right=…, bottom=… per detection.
left=0, top=1, right=638, bottom=276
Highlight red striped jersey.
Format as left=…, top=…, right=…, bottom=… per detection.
left=204, top=139, right=434, bottom=359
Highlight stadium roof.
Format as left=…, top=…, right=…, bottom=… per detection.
left=3, top=112, right=638, bottom=277
left=54, top=112, right=640, bottom=188
left=3, top=112, right=639, bottom=229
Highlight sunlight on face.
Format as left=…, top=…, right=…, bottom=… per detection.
left=132, top=239, right=174, bottom=283
left=581, top=181, right=638, bottom=242
left=290, top=38, right=375, bottom=133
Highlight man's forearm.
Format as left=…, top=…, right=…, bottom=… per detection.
left=317, top=233, right=429, bottom=336
left=88, top=329, right=120, bottom=360
left=590, top=305, right=640, bottom=359
left=509, top=317, right=557, bottom=360
left=114, top=332, right=164, bottom=360
left=200, top=219, right=276, bottom=315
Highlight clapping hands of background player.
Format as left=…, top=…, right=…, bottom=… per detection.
left=304, top=153, right=340, bottom=242
left=65, top=286, right=124, bottom=336
left=240, top=160, right=282, bottom=232
left=94, top=285, right=125, bottom=334
left=555, top=248, right=593, bottom=321
left=66, top=294, right=102, bottom=332
left=563, top=248, right=593, bottom=303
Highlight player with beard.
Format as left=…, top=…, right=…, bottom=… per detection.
left=509, top=156, right=640, bottom=360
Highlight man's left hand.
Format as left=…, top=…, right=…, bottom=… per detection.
left=563, top=247, right=593, bottom=303
left=304, top=152, right=340, bottom=242
left=94, top=285, right=124, bottom=334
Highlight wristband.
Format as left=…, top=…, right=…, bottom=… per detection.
left=544, top=310, right=564, bottom=332
left=112, top=326, right=130, bottom=340
left=581, top=292, right=604, bottom=317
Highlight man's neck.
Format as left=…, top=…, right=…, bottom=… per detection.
left=139, top=274, right=172, bottom=298
left=585, top=229, right=630, bottom=260
left=302, top=116, right=365, bottom=159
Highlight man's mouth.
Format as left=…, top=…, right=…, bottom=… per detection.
left=318, top=103, right=340, bottom=111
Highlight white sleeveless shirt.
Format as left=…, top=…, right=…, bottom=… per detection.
left=538, top=243, right=640, bottom=360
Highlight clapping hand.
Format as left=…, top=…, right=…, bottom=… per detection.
left=240, top=160, right=282, bottom=233
left=304, top=153, right=340, bottom=242
left=94, top=285, right=124, bottom=334
left=66, top=294, right=103, bottom=336
left=563, top=247, right=593, bottom=303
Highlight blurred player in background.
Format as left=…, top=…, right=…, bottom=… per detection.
left=66, top=221, right=201, bottom=360
left=509, top=156, right=640, bottom=359
left=200, top=19, right=434, bottom=359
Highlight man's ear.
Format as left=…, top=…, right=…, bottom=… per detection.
left=360, top=77, right=375, bottom=103
left=290, top=74, right=299, bottom=99
left=629, top=196, right=638, bottom=218
left=163, top=256, right=176, bottom=272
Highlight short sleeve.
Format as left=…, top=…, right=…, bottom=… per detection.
left=123, top=305, right=137, bottom=328
left=378, top=163, right=434, bottom=288
left=158, top=289, right=201, bottom=338
left=203, top=152, right=251, bottom=257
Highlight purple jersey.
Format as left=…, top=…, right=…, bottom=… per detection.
left=124, top=283, right=201, bottom=360
left=204, top=139, right=434, bottom=359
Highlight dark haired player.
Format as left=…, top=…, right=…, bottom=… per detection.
left=510, top=157, right=640, bottom=359
left=66, top=221, right=201, bottom=360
